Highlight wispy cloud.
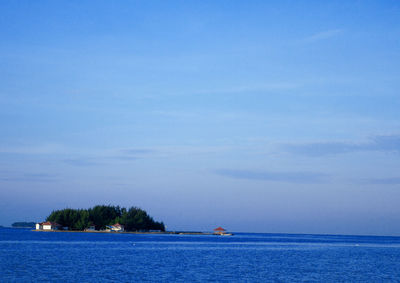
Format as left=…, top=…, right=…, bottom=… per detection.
left=192, top=82, right=302, bottom=95
left=152, top=110, right=200, bottom=119
left=121, top=149, right=157, bottom=155
left=283, top=135, right=400, bottom=157
left=0, top=143, right=66, bottom=155
left=63, top=158, right=99, bottom=167
left=114, top=145, right=232, bottom=160
left=302, top=29, right=342, bottom=43
left=114, top=148, right=158, bottom=161
left=214, top=169, right=326, bottom=183
left=0, top=173, right=57, bottom=182
left=364, top=177, right=400, bottom=185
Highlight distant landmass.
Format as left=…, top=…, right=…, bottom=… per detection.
left=12, top=222, right=36, bottom=228
left=45, top=205, right=165, bottom=232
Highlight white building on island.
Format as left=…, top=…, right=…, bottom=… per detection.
left=36, top=221, right=61, bottom=231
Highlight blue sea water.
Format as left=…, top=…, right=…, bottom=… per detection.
left=1, top=228, right=400, bottom=282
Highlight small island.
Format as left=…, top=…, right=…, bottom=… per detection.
left=12, top=222, right=36, bottom=228
left=35, top=204, right=232, bottom=236
left=37, top=205, right=165, bottom=232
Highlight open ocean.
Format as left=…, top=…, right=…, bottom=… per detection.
left=1, top=228, right=400, bottom=282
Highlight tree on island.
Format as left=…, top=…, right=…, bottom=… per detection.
left=12, top=222, right=36, bottom=228
left=46, top=205, right=165, bottom=232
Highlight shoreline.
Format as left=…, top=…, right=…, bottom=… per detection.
left=32, top=229, right=224, bottom=236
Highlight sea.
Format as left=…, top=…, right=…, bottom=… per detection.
left=1, top=228, right=400, bottom=282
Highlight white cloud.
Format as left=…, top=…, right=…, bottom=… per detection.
left=0, top=143, right=66, bottom=155
left=192, top=82, right=303, bottom=95
left=302, top=29, right=343, bottom=43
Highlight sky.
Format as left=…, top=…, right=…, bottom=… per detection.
left=1, top=0, right=400, bottom=235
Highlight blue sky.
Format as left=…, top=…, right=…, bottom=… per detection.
left=1, top=1, right=400, bottom=235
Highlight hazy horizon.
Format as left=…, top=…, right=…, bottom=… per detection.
left=1, top=1, right=400, bottom=236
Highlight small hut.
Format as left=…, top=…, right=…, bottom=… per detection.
left=213, top=226, right=226, bottom=235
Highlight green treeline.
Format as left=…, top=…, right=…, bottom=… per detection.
left=12, top=222, right=36, bottom=228
left=46, top=205, right=165, bottom=232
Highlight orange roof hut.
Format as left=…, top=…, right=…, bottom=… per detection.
left=213, top=226, right=226, bottom=235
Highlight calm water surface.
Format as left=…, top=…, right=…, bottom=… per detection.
left=1, top=228, right=400, bottom=282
